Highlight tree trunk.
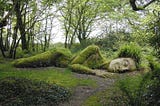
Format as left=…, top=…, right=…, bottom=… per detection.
left=0, top=28, right=6, bottom=57
left=14, top=0, right=27, bottom=50
left=9, top=22, right=18, bottom=58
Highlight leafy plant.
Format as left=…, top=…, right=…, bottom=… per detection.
left=118, top=42, right=142, bottom=67
left=0, top=77, right=71, bottom=106
left=118, top=62, right=160, bottom=106
left=118, top=75, right=143, bottom=106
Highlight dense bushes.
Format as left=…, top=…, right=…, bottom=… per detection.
left=118, top=61, right=160, bottom=106
left=0, top=77, right=71, bottom=106
left=118, top=43, right=141, bottom=67
left=13, top=48, right=72, bottom=68
left=143, top=63, right=160, bottom=106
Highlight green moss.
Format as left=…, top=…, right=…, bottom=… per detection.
left=13, top=48, right=72, bottom=68
left=69, top=64, right=95, bottom=75
left=100, top=61, right=110, bottom=70
left=71, top=45, right=107, bottom=69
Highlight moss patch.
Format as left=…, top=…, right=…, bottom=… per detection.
left=71, top=45, right=107, bottom=69
left=13, top=48, right=72, bottom=68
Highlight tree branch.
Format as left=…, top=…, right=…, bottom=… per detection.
left=0, top=1, right=17, bottom=28
left=129, top=0, right=156, bottom=11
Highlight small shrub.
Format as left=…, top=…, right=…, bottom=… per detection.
left=118, top=75, right=143, bottom=105
left=142, top=64, right=160, bottom=106
left=13, top=48, right=72, bottom=68
left=118, top=42, right=141, bottom=67
left=0, top=77, right=71, bottom=106
left=69, top=64, right=95, bottom=75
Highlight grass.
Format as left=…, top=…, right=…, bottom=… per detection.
left=0, top=62, right=96, bottom=88
left=83, top=85, right=129, bottom=106
left=83, top=74, right=144, bottom=106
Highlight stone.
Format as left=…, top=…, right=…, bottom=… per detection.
left=108, top=58, right=136, bottom=73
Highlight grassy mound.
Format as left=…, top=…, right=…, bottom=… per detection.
left=0, top=77, right=71, bottom=106
left=69, top=64, right=95, bottom=75
left=71, top=45, right=107, bottom=69
left=13, top=48, right=72, bottom=68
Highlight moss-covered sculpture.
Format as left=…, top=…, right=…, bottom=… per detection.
left=69, top=45, right=109, bottom=75
left=13, top=48, right=72, bottom=68
left=71, top=45, right=107, bottom=69
left=69, top=64, right=95, bottom=75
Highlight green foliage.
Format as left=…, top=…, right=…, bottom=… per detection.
left=140, top=2, right=160, bottom=57
left=96, top=32, right=133, bottom=51
left=69, top=64, right=95, bottom=75
left=71, top=45, right=107, bottom=69
left=60, top=0, right=117, bottom=47
left=15, top=48, right=39, bottom=59
left=13, top=48, right=72, bottom=68
left=70, top=41, right=93, bottom=53
left=84, top=62, right=159, bottom=106
left=118, top=42, right=142, bottom=67
left=141, top=61, right=160, bottom=106
left=118, top=75, right=144, bottom=105
left=0, top=77, right=71, bottom=106
left=118, top=62, right=160, bottom=106
left=147, top=16, right=160, bottom=57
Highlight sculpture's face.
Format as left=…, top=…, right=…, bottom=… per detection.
left=109, top=58, right=136, bottom=73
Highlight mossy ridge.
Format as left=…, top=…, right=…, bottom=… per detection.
left=71, top=45, right=107, bottom=69
left=13, top=48, right=72, bottom=68
left=69, top=64, right=95, bottom=75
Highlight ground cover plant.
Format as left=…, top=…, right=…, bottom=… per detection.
left=0, top=77, right=71, bottom=106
